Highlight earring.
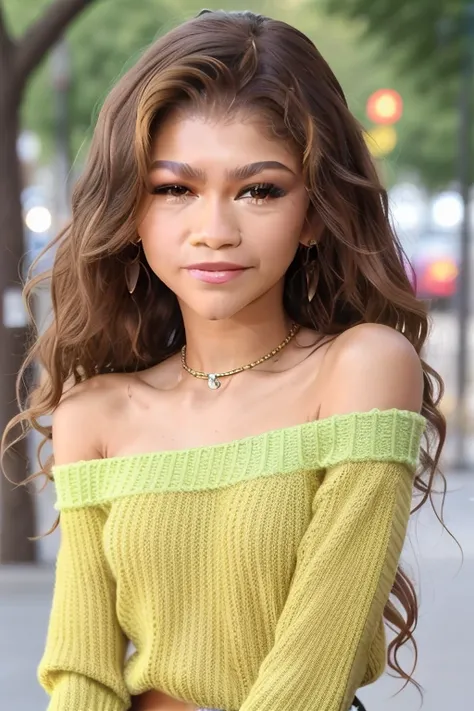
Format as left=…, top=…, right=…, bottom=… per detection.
left=125, top=241, right=141, bottom=294
left=306, top=266, right=318, bottom=302
left=304, top=240, right=318, bottom=302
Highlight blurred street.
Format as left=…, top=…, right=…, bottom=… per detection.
left=424, top=311, right=474, bottom=433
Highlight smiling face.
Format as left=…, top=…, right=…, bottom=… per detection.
left=137, top=112, right=311, bottom=322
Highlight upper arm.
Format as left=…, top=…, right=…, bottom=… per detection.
left=319, top=323, right=424, bottom=420
left=52, top=379, right=104, bottom=466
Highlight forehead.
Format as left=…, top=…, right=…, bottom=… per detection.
left=150, top=112, right=301, bottom=170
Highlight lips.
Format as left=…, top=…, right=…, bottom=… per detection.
left=185, top=262, right=249, bottom=284
left=186, top=262, right=246, bottom=271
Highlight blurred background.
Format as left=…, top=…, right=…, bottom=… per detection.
left=0, top=1, right=472, bottom=709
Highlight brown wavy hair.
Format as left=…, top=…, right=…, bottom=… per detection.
left=2, top=9, right=447, bottom=695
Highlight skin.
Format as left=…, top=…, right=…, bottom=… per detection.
left=137, top=112, right=314, bottom=372
left=52, top=112, right=424, bottom=711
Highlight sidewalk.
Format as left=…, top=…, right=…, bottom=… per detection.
left=0, top=564, right=53, bottom=711
left=0, top=563, right=54, bottom=594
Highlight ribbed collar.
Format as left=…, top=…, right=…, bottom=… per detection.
left=52, top=408, right=426, bottom=510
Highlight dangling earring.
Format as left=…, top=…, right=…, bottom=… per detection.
left=125, top=240, right=141, bottom=294
left=305, top=239, right=318, bottom=302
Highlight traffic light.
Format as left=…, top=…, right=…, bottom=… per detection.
left=364, top=125, right=398, bottom=157
left=366, top=89, right=403, bottom=125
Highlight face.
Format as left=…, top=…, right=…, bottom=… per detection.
left=137, top=112, right=311, bottom=322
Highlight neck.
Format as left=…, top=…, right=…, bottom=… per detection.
left=180, top=309, right=294, bottom=376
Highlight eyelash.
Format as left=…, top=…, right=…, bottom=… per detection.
left=150, top=182, right=287, bottom=204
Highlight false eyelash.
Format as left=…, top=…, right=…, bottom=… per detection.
left=150, top=183, right=287, bottom=200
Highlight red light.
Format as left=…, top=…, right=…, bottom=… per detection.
left=366, top=89, right=403, bottom=125
left=427, top=260, right=458, bottom=283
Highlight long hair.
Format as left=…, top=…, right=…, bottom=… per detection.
left=2, top=9, right=446, bottom=692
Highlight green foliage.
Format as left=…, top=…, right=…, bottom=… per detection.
left=4, top=0, right=276, bottom=159
left=322, top=0, right=474, bottom=187
left=5, top=0, right=173, bottom=157
left=4, top=0, right=470, bottom=186
left=323, top=0, right=469, bottom=90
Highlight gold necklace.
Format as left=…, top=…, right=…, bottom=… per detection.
left=181, top=322, right=301, bottom=390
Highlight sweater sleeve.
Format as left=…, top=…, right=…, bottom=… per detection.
left=37, top=504, right=131, bottom=711
left=239, top=459, right=414, bottom=711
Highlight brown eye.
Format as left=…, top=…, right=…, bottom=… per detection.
left=152, top=185, right=190, bottom=197
left=239, top=183, right=286, bottom=201
left=249, top=186, right=272, bottom=200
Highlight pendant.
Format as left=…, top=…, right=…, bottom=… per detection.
left=207, top=374, right=221, bottom=390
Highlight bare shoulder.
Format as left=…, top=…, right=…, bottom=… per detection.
left=318, top=323, right=424, bottom=420
left=52, top=371, right=133, bottom=466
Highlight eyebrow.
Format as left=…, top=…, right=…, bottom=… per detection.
left=149, top=160, right=295, bottom=181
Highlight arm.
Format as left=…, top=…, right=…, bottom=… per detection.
left=37, top=383, right=130, bottom=711
left=239, top=325, right=424, bottom=711
left=239, top=458, right=414, bottom=711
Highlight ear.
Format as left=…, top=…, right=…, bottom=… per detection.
left=299, top=213, right=324, bottom=248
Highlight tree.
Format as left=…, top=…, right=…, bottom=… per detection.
left=323, top=0, right=468, bottom=86
left=6, top=0, right=182, bottom=160
left=0, top=0, right=278, bottom=564
left=1, top=0, right=281, bottom=563
left=7, top=0, right=420, bottom=181
left=14, top=0, right=470, bottom=188
left=8, top=0, right=277, bottom=159
left=322, top=0, right=474, bottom=187
left=0, top=0, right=102, bottom=564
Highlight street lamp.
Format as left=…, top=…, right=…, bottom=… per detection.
left=24, top=206, right=52, bottom=234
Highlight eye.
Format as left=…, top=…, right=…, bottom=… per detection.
left=151, top=184, right=191, bottom=198
left=239, top=183, right=286, bottom=203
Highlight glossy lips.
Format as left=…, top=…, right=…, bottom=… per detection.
left=185, top=262, right=248, bottom=284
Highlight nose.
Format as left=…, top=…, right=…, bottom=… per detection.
left=189, top=196, right=241, bottom=250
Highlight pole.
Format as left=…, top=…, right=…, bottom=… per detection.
left=453, top=1, right=474, bottom=470
left=51, top=38, right=71, bottom=228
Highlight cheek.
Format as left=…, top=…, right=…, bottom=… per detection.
left=250, top=202, right=307, bottom=264
left=136, top=223, right=177, bottom=294
left=138, top=202, right=168, bottom=242
left=138, top=204, right=181, bottom=273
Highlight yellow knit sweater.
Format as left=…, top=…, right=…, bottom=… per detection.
left=38, top=408, right=425, bottom=711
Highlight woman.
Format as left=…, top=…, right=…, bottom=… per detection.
left=1, top=9, right=445, bottom=711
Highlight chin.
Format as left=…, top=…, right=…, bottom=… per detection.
left=194, top=306, right=243, bottom=322
left=185, top=295, right=249, bottom=322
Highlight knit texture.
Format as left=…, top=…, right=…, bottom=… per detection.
left=38, top=408, right=426, bottom=711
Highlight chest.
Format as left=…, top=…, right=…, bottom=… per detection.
left=102, top=469, right=320, bottom=586
left=107, top=367, right=322, bottom=458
